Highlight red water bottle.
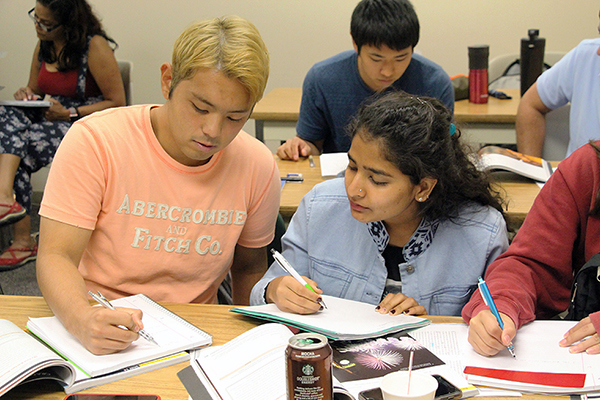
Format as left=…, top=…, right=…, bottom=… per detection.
left=468, top=45, right=489, bottom=104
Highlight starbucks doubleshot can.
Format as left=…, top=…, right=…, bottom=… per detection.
left=286, top=332, right=332, bottom=400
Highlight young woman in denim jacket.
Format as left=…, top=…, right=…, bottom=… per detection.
left=250, top=92, right=509, bottom=316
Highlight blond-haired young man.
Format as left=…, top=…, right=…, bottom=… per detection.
left=36, top=16, right=280, bottom=354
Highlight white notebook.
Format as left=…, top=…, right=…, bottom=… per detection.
left=231, top=295, right=430, bottom=340
left=0, top=100, right=52, bottom=107
left=27, top=294, right=212, bottom=378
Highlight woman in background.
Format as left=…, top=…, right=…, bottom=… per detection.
left=251, top=92, right=509, bottom=316
left=0, top=0, right=125, bottom=269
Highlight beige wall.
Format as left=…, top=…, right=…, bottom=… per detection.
left=1, top=0, right=599, bottom=134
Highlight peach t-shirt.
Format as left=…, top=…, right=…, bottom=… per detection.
left=40, top=105, right=280, bottom=303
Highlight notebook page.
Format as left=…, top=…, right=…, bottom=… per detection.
left=27, top=294, right=211, bottom=377
left=233, top=295, right=428, bottom=339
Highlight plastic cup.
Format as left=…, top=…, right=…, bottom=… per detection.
left=380, top=371, right=438, bottom=400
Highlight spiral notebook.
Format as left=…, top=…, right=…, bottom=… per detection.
left=26, top=294, right=212, bottom=378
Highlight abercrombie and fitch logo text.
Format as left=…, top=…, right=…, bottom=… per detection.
left=116, top=194, right=246, bottom=256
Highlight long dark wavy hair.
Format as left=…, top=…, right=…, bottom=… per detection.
left=347, top=91, right=507, bottom=224
left=38, top=0, right=116, bottom=71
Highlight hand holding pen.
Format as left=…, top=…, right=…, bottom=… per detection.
left=88, top=291, right=158, bottom=346
left=268, top=249, right=327, bottom=312
left=14, top=87, right=37, bottom=101
left=477, top=277, right=516, bottom=358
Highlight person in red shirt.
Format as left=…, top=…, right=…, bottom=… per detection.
left=0, top=0, right=125, bottom=269
left=463, top=141, right=600, bottom=356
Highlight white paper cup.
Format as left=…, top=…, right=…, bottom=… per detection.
left=380, top=371, right=438, bottom=400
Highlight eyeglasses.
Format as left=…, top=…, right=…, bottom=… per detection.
left=28, top=7, right=61, bottom=33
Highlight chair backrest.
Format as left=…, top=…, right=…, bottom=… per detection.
left=488, top=52, right=569, bottom=160
left=488, top=51, right=565, bottom=85
left=543, top=104, right=570, bottom=160
left=117, top=60, right=133, bottom=105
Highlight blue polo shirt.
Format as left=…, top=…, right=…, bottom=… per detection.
left=297, top=50, right=454, bottom=153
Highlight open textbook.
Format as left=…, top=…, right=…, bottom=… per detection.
left=477, top=145, right=553, bottom=182
left=0, top=318, right=188, bottom=396
left=182, top=323, right=475, bottom=400
left=411, top=320, right=600, bottom=395
left=230, top=295, right=430, bottom=340
left=1, top=294, right=212, bottom=396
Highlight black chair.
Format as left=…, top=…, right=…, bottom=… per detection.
left=217, top=213, right=286, bottom=305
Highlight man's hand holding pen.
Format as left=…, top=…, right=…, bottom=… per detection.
left=75, top=302, right=145, bottom=355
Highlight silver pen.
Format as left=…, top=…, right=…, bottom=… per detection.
left=88, top=291, right=159, bottom=346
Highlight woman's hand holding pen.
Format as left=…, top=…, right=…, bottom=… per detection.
left=376, top=293, right=426, bottom=316
left=14, top=86, right=37, bottom=100
left=560, top=316, right=600, bottom=354
left=266, top=275, right=324, bottom=315
left=76, top=304, right=145, bottom=355
left=468, top=310, right=516, bottom=356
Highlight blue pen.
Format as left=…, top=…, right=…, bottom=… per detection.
left=477, top=277, right=516, bottom=358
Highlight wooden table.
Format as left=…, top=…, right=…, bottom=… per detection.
left=252, top=88, right=521, bottom=148
left=2, top=296, right=260, bottom=400
left=278, top=156, right=546, bottom=228
left=454, top=89, right=521, bottom=146
left=251, top=87, right=301, bottom=144
left=1, top=295, right=562, bottom=400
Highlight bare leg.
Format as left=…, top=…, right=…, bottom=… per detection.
left=11, top=216, right=33, bottom=247
left=0, top=153, right=21, bottom=205
left=0, top=215, right=36, bottom=265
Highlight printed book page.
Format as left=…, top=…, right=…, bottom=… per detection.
left=27, top=294, right=211, bottom=377
left=190, top=323, right=474, bottom=400
left=464, top=320, right=600, bottom=393
left=409, top=324, right=478, bottom=398
left=477, top=146, right=552, bottom=182
left=333, top=329, right=477, bottom=399
left=412, top=321, right=600, bottom=394
left=0, top=319, right=74, bottom=396
left=230, top=295, right=430, bottom=340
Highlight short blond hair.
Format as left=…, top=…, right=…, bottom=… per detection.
left=170, top=16, right=269, bottom=105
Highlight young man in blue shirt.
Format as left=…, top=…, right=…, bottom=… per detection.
left=277, top=0, right=454, bottom=160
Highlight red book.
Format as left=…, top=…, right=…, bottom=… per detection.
left=464, top=366, right=586, bottom=388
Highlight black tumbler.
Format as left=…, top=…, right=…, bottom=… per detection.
left=520, top=29, right=545, bottom=96
left=468, top=45, right=489, bottom=104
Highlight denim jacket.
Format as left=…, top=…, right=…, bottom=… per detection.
left=250, top=179, right=509, bottom=316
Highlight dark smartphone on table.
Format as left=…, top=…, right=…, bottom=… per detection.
left=358, top=374, right=462, bottom=400
left=64, top=395, right=161, bottom=400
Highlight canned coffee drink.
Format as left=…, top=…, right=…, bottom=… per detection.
left=286, top=332, right=332, bottom=400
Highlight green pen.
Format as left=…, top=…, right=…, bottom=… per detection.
left=270, top=249, right=327, bottom=309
